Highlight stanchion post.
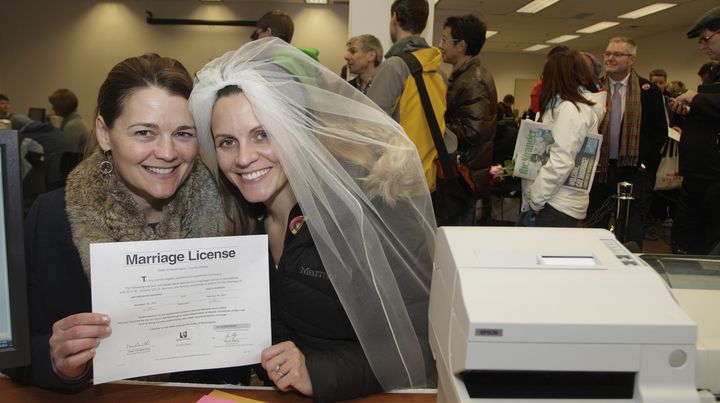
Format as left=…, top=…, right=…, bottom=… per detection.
left=613, top=181, right=634, bottom=243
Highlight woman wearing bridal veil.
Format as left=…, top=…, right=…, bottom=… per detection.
left=189, top=37, right=436, bottom=402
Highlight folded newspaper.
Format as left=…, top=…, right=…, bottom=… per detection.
left=512, top=119, right=603, bottom=192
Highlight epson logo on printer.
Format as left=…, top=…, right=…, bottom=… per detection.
left=476, top=328, right=503, bottom=337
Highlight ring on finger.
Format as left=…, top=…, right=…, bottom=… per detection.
left=274, top=363, right=284, bottom=378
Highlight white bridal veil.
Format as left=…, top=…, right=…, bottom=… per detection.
left=189, top=37, right=437, bottom=390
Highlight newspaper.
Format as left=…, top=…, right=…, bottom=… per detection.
left=512, top=119, right=603, bottom=192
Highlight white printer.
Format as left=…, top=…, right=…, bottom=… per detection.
left=429, top=227, right=700, bottom=403
left=640, top=254, right=720, bottom=399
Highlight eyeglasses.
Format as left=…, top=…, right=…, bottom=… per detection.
left=698, top=30, right=720, bottom=44
left=603, top=52, right=633, bottom=59
left=440, top=37, right=461, bottom=45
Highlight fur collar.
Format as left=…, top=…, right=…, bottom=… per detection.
left=65, top=150, right=226, bottom=279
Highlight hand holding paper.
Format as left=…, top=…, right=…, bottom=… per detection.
left=50, top=312, right=110, bottom=380
left=90, top=235, right=270, bottom=384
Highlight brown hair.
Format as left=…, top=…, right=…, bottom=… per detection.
left=539, top=50, right=596, bottom=116
left=88, top=53, right=192, bottom=153
left=391, top=0, right=428, bottom=35
left=649, top=68, right=668, bottom=79
left=255, top=10, right=294, bottom=43
left=96, top=53, right=191, bottom=129
left=48, top=88, right=79, bottom=117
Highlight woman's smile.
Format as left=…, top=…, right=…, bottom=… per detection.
left=241, top=167, right=271, bottom=181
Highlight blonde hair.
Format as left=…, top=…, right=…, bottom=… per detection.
left=666, top=80, right=688, bottom=97
left=608, top=36, right=637, bottom=55
left=346, top=34, right=384, bottom=67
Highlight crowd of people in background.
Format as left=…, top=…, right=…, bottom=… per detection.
left=2, top=1, right=719, bottom=401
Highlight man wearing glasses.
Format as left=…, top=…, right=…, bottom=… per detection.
left=587, top=37, right=666, bottom=250
left=670, top=6, right=720, bottom=255
left=250, top=10, right=294, bottom=43
left=440, top=14, right=497, bottom=224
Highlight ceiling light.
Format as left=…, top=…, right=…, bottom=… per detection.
left=517, top=0, right=561, bottom=14
left=618, top=3, right=676, bottom=19
left=523, top=44, right=550, bottom=52
left=546, top=34, right=580, bottom=44
left=486, top=30, right=498, bottom=38
left=576, top=21, right=620, bottom=34
left=305, top=0, right=328, bottom=4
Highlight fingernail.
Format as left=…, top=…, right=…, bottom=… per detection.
left=102, top=316, right=109, bottom=323
left=106, top=326, right=112, bottom=335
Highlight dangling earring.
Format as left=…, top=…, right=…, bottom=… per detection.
left=99, top=150, right=114, bottom=176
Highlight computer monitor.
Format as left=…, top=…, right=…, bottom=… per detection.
left=0, top=130, right=30, bottom=370
left=27, top=108, right=45, bottom=123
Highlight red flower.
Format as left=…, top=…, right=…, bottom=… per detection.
left=289, top=215, right=305, bottom=235
left=489, top=164, right=504, bottom=186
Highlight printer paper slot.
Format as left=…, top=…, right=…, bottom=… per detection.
left=461, top=370, right=635, bottom=399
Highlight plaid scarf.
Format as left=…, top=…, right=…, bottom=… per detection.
left=597, top=69, right=642, bottom=178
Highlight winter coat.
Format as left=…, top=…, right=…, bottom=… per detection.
left=261, top=203, right=382, bottom=402
left=522, top=91, right=607, bottom=219
left=4, top=152, right=242, bottom=389
left=445, top=56, right=498, bottom=197
left=367, top=36, right=447, bottom=191
left=679, top=67, right=720, bottom=180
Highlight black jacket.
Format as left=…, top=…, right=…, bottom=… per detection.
left=637, top=76, right=668, bottom=174
left=599, top=75, right=668, bottom=174
left=19, top=122, right=66, bottom=190
left=264, top=203, right=382, bottom=403
left=5, top=189, right=249, bottom=389
left=679, top=67, right=720, bottom=180
left=445, top=56, right=498, bottom=197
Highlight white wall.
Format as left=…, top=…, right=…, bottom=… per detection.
left=0, top=1, right=710, bottom=127
left=482, top=52, right=546, bottom=112
left=349, top=0, right=434, bottom=59
left=0, top=0, right=348, bottom=125
left=586, top=26, right=709, bottom=90
left=438, top=52, right=546, bottom=115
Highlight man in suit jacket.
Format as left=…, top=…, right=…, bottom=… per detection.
left=587, top=36, right=667, bottom=249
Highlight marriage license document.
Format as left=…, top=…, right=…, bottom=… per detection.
left=90, top=235, right=270, bottom=384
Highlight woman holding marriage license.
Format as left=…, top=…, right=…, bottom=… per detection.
left=189, top=38, right=437, bottom=402
left=5, top=53, right=251, bottom=389
left=520, top=49, right=606, bottom=227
